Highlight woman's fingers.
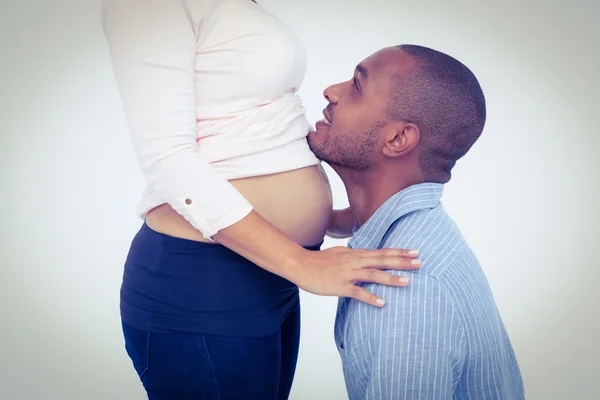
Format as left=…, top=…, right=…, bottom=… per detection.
left=354, top=248, right=421, bottom=270
left=298, top=246, right=420, bottom=306
left=343, top=248, right=417, bottom=307
left=354, top=269, right=411, bottom=287
left=346, top=285, right=387, bottom=307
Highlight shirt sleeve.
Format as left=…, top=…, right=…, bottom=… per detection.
left=101, top=0, right=253, bottom=239
left=355, top=272, right=466, bottom=399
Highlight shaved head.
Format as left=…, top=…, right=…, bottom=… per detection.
left=387, top=45, right=486, bottom=182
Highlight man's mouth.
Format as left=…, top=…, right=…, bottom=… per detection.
left=319, top=117, right=332, bottom=126
left=321, top=108, right=333, bottom=126
left=315, top=117, right=331, bottom=129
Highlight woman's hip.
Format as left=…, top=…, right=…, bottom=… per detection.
left=121, top=307, right=301, bottom=400
left=120, top=222, right=304, bottom=336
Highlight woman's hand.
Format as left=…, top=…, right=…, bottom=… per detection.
left=213, top=210, right=420, bottom=308
left=326, top=207, right=355, bottom=239
left=289, top=246, right=420, bottom=307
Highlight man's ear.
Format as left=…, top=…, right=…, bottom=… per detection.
left=382, top=122, right=420, bottom=158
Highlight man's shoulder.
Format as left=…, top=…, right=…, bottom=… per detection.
left=381, top=205, right=469, bottom=279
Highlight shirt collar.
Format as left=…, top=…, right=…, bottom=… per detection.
left=348, top=182, right=444, bottom=250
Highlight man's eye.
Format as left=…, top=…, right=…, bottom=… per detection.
left=352, top=77, right=359, bottom=89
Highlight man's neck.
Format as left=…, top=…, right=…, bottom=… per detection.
left=337, top=166, right=424, bottom=227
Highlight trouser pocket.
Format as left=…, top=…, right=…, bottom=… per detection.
left=121, top=321, right=221, bottom=399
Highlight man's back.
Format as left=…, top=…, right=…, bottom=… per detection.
left=335, top=183, right=524, bottom=399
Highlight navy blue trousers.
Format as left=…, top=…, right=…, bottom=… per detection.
left=122, top=302, right=301, bottom=400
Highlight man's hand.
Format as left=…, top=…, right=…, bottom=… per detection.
left=326, top=207, right=355, bottom=239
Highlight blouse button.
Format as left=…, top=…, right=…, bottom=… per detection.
left=185, top=198, right=192, bottom=205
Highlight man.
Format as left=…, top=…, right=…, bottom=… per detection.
left=308, top=45, right=524, bottom=399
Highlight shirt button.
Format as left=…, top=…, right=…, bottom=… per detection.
left=185, top=198, right=192, bottom=205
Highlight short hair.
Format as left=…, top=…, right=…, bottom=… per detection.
left=386, top=45, right=486, bottom=183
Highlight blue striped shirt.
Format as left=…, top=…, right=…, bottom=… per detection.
left=335, top=183, right=524, bottom=399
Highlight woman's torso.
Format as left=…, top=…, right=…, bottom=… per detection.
left=146, top=0, right=332, bottom=245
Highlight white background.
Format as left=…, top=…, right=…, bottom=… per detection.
left=2, top=0, right=599, bottom=399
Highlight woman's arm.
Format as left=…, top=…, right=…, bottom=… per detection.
left=101, top=0, right=420, bottom=307
left=101, top=0, right=252, bottom=239
left=213, top=211, right=418, bottom=307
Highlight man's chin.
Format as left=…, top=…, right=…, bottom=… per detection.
left=308, top=147, right=327, bottom=163
left=306, top=133, right=319, bottom=153
left=310, top=148, right=332, bottom=165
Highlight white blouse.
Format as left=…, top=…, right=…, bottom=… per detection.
left=101, top=0, right=320, bottom=239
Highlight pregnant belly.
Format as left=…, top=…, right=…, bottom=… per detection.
left=145, top=165, right=333, bottom=247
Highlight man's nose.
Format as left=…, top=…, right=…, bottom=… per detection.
left=323, top=83, right=343, bottom=104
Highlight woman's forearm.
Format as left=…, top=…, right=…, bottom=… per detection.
left=212, top=210, right=307, bottom=283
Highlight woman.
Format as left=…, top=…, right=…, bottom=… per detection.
left=101, top=0, right=420, bottom=398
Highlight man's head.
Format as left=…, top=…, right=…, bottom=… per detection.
left=307, top=45, right=486, bottom=184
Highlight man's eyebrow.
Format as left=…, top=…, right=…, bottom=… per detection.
left=355, top=63, right=368, bottom=80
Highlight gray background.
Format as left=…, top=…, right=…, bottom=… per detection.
left=1, top=0, right=599, bottom=398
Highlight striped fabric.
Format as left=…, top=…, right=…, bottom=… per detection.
left=335, top=183, right=524, bottom=399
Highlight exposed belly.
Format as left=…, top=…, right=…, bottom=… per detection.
left=145, top=165, right=333, bottom=247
